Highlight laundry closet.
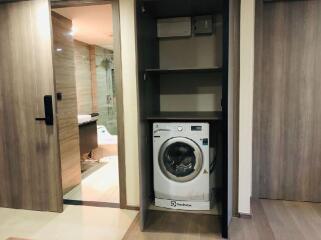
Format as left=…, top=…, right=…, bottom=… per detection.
left=135, top=0, right=239, bottom=238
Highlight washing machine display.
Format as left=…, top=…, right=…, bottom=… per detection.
left=159, top=137, right=203, bottom=182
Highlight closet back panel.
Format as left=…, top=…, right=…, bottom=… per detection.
left=158, top=15, right=223, bottom=113
left=159, top=35, right=222, bottom=69
left=159, top=15, right=223, bottom=69
left=160, top=75, right=222, bottom=112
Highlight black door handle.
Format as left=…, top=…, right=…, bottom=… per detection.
left=35, top=95, right=54, bottom=125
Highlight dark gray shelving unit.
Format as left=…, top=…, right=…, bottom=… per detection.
left=145, top=67, right=223, bottom=74
left=135, top=0, right=238, bottom=238
left=145, top=111, right=222, bottom=121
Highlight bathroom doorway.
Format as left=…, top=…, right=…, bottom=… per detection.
left=51, top=0, right=125, bottom=208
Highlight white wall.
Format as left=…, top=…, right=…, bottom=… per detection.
left=119, top=0, right=140, bottom=206
left=238, top=0, right=255, bottom=215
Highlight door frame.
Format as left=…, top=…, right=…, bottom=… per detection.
left=51, top=0, right=128, bottom=209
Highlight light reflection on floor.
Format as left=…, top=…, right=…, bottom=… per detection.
left=64, top=156, right=119, bottom=203
left=0, top=204, right=137, bottom=240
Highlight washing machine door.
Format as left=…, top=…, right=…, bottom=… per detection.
left=159, top=137, right=203, bottom=182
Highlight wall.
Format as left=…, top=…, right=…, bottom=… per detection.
left=73, top=41, right=117, bottom=133
left=94, top=46, right=118, bottom=135
left=119, top=0, right=140, bottom=206
left=238, top=0, right=255, bottom=215
left=229, top=0, right=240, bottom=221
left=74, top=40, right=93, bottom=115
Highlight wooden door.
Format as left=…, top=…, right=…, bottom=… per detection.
left=253, top=0, right=321, bottom=202
left=52, top=12, right=81, bottom=195
left=0, top=0, right=63, bottom=212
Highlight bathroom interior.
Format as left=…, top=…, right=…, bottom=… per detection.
left=51, top=3, right=120, bottom=204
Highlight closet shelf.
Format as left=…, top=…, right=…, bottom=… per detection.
left=145, top=67, right=222, bottom=74
left=145, top=111, right=222, bottom=121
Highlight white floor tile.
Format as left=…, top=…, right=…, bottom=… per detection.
left=64, top=156, right=119, bottom=203
left=0, top=205, right=137, bottom=240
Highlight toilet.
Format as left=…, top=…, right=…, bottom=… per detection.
left=94, top=125, right=118, bottom=159
left=97, top=125, right=117, bottom=145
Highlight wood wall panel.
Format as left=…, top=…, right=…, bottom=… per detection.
left=52, top=12, right=81, bottom=194
left=252, top=0, right=264, bottom=200
left=111, top=0, right=127, bottom=208
left=253, top=0, right=321, bottom=202
left=89, top=45, right=98, bottom=112
left=74, top=40, right=93, bottom=114
left=0, top=0, right=62, bottom=211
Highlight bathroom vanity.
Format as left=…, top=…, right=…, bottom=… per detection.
left=78, top=115, right=98, bottom=155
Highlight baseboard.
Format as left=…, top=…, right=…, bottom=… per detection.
left=238, top=212, right=252, bottom=219
left=125, top=205, right=140, bottom=211
left=63, top=199, right=120, bottom=208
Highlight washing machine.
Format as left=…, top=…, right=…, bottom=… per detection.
left=153, top=122, right=214, bottom=211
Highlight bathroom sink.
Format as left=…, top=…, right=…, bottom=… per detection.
left=78, top=114, right=92, bottom=124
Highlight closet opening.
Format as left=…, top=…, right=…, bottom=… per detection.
left=51, top=0, right=125, bottom=208
left=136, top=0, right=229, bottom=237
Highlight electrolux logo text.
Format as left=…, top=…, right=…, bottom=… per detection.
left=170, top=201, right=192, bottom=208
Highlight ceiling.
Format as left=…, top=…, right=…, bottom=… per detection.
left=53, top=4, right=113, bottom=50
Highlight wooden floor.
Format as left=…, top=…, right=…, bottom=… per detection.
left=123, top=199, right=321, bottom=240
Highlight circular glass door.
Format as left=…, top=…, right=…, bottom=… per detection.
left=159, top=137, right=203, bottom=182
